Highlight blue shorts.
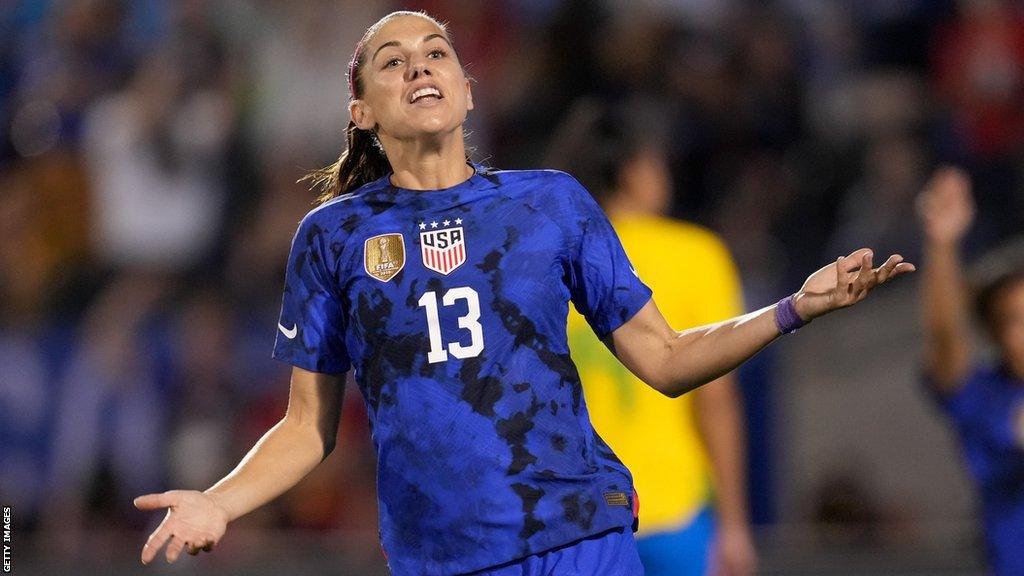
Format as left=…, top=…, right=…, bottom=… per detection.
left=635, top=506, right=715, bottom=576
left=466, top=527, right=645, bottom=575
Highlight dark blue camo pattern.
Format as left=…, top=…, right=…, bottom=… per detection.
left=273, top=165, right=653, bottom=575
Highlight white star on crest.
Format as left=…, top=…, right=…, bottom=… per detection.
left=418, top=222, right=426, bottom=230
left=430, top=221, right=439, bottom=228
left=455, top=218, right=463, bottom=225
left=442, top=219, right=450, bottom=226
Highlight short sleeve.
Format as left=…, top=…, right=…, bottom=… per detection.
left=272, top=214, right=351, bottom=374
left=563, top=177, right=653, bottom=338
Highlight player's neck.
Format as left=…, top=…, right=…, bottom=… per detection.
left=383, top=132, right=471, bottom=191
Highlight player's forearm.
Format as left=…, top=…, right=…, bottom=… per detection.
left=922, top=240, right=971, bottom=386
left=203, top=417, right=328, bottom=523
left=657, top=307, right=780, bottom=397
left=695, top=376, right=750, bottom=529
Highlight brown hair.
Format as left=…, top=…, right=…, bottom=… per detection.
left=975, top=268, right=1024, bottom=333
left=301, top=11, right=456, bottom=203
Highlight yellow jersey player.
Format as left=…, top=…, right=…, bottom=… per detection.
left=553, top=105, right=756, bottom=575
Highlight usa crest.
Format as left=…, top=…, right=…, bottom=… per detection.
left=420, top=225, right=466, bottom=275
left=364, top=233, right=405, bottom=282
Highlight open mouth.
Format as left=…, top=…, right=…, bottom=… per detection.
left=409, top=85, right=444, bottom=103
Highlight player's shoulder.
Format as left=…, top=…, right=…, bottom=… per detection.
left=295, top=176, right=392, bottom=234
left=481, top=166, right=586, bottom=196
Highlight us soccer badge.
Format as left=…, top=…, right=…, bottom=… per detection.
left=419, top=219, right=466, bottom=275
left=364, top=233, right=406, bottom=282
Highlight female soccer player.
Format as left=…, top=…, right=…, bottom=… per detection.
left=134, top=11, right=914, bottom=575
left=918, top=168, right=1024, bottom=575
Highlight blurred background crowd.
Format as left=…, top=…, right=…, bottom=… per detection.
left=1, top=0, right=1023, bottom=574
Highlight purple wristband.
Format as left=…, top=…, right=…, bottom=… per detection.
left=774, top=294, right=807, bottom=334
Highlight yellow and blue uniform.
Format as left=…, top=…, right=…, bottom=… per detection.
left=568, top=214, right=744, bottom=573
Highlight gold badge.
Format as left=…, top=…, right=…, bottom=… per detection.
left=364, top=233, right=405, bottom=282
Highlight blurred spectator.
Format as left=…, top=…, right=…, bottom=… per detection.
left=249, top=0, right=387, bottom=165
left=11, top=0, right=136, bottom=150
left=81, top=30, right=233, bottom=272
left=165, top=286, right=240, bottom=492
left=932, top=0, right=1024, bottom=161
left=710, top=156, right=796, bottom=307
left=918, top=169, right=1024, bottom=575
left=930, top=0, right=1024, bottom=254
left=40, top=275, right=169, bottom=551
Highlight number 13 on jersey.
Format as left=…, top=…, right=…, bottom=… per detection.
left=417, top=287, right=485, bottom=363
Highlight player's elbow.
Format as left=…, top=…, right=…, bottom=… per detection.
left=641, top=341, right=694, bottom=397
left=652, top=384, right=683, bottom=398
left=282, top=412, right=337, bottom=461
left=660, top=385, right=687, bottom=399
left=649, top=377, right=700, bottom=398
left=641, top=365, right=690, bottom=398
left=313, top=420, right=338, bottom=460
left=642, top=357, right=706, bottom=397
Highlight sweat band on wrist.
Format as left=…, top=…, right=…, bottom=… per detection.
left=774, top=294, right=808, bottom=334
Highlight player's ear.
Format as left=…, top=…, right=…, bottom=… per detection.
left=465, top=77, right=474, bottom=112
left=350, top=99, right=375, bottom=131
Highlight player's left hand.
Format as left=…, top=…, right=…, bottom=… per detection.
left=793, top=248, right=916, bottom=322
left=710, top=523, right=757, bottom=576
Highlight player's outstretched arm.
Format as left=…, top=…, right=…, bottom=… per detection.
left=917, top=168, right=975, bottom=394
left=608, top=249, right=915, bottom=397
left=134, top=367, right=344, bottom=564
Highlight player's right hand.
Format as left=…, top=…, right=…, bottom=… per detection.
left=917, top=167, right=975, bottom=246
left=134, top=490, right=230, bottom=564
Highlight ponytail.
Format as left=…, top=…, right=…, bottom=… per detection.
left=302, top=121, right=392, bottom=204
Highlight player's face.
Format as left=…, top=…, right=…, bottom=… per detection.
left=993, top=281, right=1024, bottom=376
left=353, top=16, right=473, bottom=143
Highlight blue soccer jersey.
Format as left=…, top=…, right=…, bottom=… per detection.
left=928, top=366, right=1024, bottom=575
left=273, top=164, right=653, bottom=575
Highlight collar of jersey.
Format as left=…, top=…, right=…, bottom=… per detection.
left=376, top=162, right=499, bottom=196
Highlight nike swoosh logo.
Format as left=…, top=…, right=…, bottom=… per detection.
left=278, top=323, right=298, bottom=339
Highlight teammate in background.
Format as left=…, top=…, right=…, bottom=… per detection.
left=550, top=103, right=756, bottom=576
left=918, top=168, right=1024, bottom=576
left=134, top=11, right=914, bottom=574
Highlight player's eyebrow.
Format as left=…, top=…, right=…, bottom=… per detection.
left=372, top=34, right=453, bottom=63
